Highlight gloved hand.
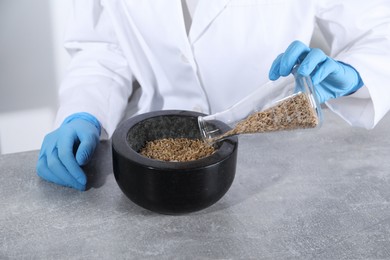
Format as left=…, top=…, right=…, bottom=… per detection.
left=269, top=40, right=364, bottom=103
left=36, top=112, right=101, bottom=191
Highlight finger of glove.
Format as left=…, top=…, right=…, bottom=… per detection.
left=269, top=53, right=283, bottom=80
left=46, top=148, right=86, bottom=191
left=75, top=132, right=98, bottom=166
left=314, top=81, right=341, bottom=104
left=297, top=48, right=328, bottom=77
left=38, top=132, right=57, bottom=159
left=37, top=133, right=61, bottom=181
left=279, top=41, right=310, bottom=77
left=313, top=87, right=327, bottom=104
left=57, top=132, right=87, bottom=186
left=36, top=155, right=68, bottom=187
left=310, top=58, right=339, bottom=86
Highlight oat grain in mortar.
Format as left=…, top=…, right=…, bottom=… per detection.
left=140, top=138, right=215, bottom=162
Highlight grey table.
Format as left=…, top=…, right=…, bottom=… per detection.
left=1, top=109, right=390, bottom=259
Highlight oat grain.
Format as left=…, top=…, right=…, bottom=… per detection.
left=139, top=138, right=215, bottom=162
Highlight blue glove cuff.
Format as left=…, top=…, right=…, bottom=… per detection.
left=62, top=112, right=102, bottom=136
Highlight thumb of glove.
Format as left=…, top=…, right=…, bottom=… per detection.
left=75, top=133, right=99, bottom=166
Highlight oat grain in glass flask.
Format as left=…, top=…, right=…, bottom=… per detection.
left=198, top=71, right=323, bottom=144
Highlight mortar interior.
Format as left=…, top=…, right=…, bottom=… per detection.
left=126, top=114, right=222, bottom=155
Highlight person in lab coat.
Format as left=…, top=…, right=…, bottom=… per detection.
left=37, top=0, right=390, bottom=190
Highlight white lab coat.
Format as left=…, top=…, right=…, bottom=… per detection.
left=56, top=0, right=390, bottom=138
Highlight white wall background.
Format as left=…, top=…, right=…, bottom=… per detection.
left=0, top=0, right=70, bottom=154
left=0, top=1, right=328, bottom=155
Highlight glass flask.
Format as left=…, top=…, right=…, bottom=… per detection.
left=198, top=71, right=323, bottom=144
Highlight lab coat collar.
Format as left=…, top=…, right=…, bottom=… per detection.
left=116, top=0, right=230, bottom=47
left=189, top=0, right=231, bottom=44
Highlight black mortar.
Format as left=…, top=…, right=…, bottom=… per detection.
left=112, top=110, right=238, bottom=215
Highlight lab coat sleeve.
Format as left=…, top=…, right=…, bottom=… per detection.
left=55, top=0, right=133, bottom=138
left=315, top=0, right=390, bottom=129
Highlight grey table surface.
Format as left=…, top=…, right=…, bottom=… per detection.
left=1, top=108, right=390, bottom=259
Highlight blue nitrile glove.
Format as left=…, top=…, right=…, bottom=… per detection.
left=269, top=40, right=364, bottom=103
left=36, top=112, right=101, bottom=191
